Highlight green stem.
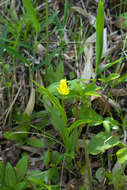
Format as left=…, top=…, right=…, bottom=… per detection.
left=45, top=0, right=49, bottom=86
left=83, top=136, right=93, bottom=190
left=115, top=35, right=127, bottom=74
left=75, top=97, right=79, bottom=121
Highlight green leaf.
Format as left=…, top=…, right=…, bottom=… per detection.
left=98, top=58, right=121, bottom=74
left=15, top=182, right=27, bottom=190
left=3, top=127, right=28, bottom=144
left=28, top=177, right=43, bottom=186
left=48, top=106, right=68, bottom=145
left=0, top=38, right=32, bottom=50
left=87, top=132, right=119, bottom=155
left=3, top=131, right=19, bottom=141
left=22, top=0, right=40, bottom=33
left=68, top=120, right=90, bottom=134
left=44, top=168, right=59, bottom=184
left=27, top=137, right=45, bottom=148
left=116, top=148, right=127, bottom=164
left=79, top=186, right=85, bottom=190
left=103, top=117, right=120, bottom=134
left=117, top=73, right=127, bottom=84
left=16, top=155, right=28, bottom=182
left=84, top=82, right=101, bottom=96
left=5, top=163, right=17, bottom=187
left=47, top=64, right=56, bottom=84
left=107, top=73, right=120, bottom=82
left=27, top=170, right=46, bottom=186
left=67, top=128, right=78, bottom=158
left=0, top=186, right=12, bottom=190
left=47, top=79, right=87, bottom=98
left=105, top=171, right=113, bottom=185
left=34, top=81, right=67, bottom=125
left=63, top=0, right=69, bottom=27
left=0, top=162, right=5, bottom=184
left=51, top=151, right=64, bottom=166
left=55, top=62, right=64, bottom=82
left=0, top=26, right=8, bottom=60
left=44, top=149, right=51, bottom=167
left=96, top=0, right=104, bottom=74
left=78, top=104, right=103, bottom=125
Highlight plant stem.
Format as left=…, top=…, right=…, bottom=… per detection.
left=75, top=97, right=79, bottom=121
left=45, top=0, right=49, bottom=86
left=83, top=136, right=93, bottom=190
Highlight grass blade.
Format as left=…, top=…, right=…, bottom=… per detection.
left=95, top=0, right=104, bottom=75
left=22, top=0, right=40, bottom=33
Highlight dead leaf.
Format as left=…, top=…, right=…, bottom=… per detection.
left=72, top=6, right=96, bottom=28
left=24, top=88, right=35, bottom=116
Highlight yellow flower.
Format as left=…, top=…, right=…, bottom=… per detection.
left=57, top=79, right=69, bottom=95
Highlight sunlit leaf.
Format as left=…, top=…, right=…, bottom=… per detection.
left=87, top=132, right=119, bottom=155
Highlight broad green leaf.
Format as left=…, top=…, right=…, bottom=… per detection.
left=68, top=79, right=86, bottom=97
left=95, top=0, right=104, bottom=74
left=5, top=163, right=17, bottom=187
left=27, top=137, right=45, bottom=148
left=78, top=104, right=103, bottom=125
left=22, top=0, right=40, bottom=33
left=87, top=132, right=119, bottom=155
left=116, top=148, right=127, bottom=164
left=16, top=155, right=28, bottom=182
left=47, top=79, right=87, bottom=98
left=83, top=82, right=101, bottom=96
